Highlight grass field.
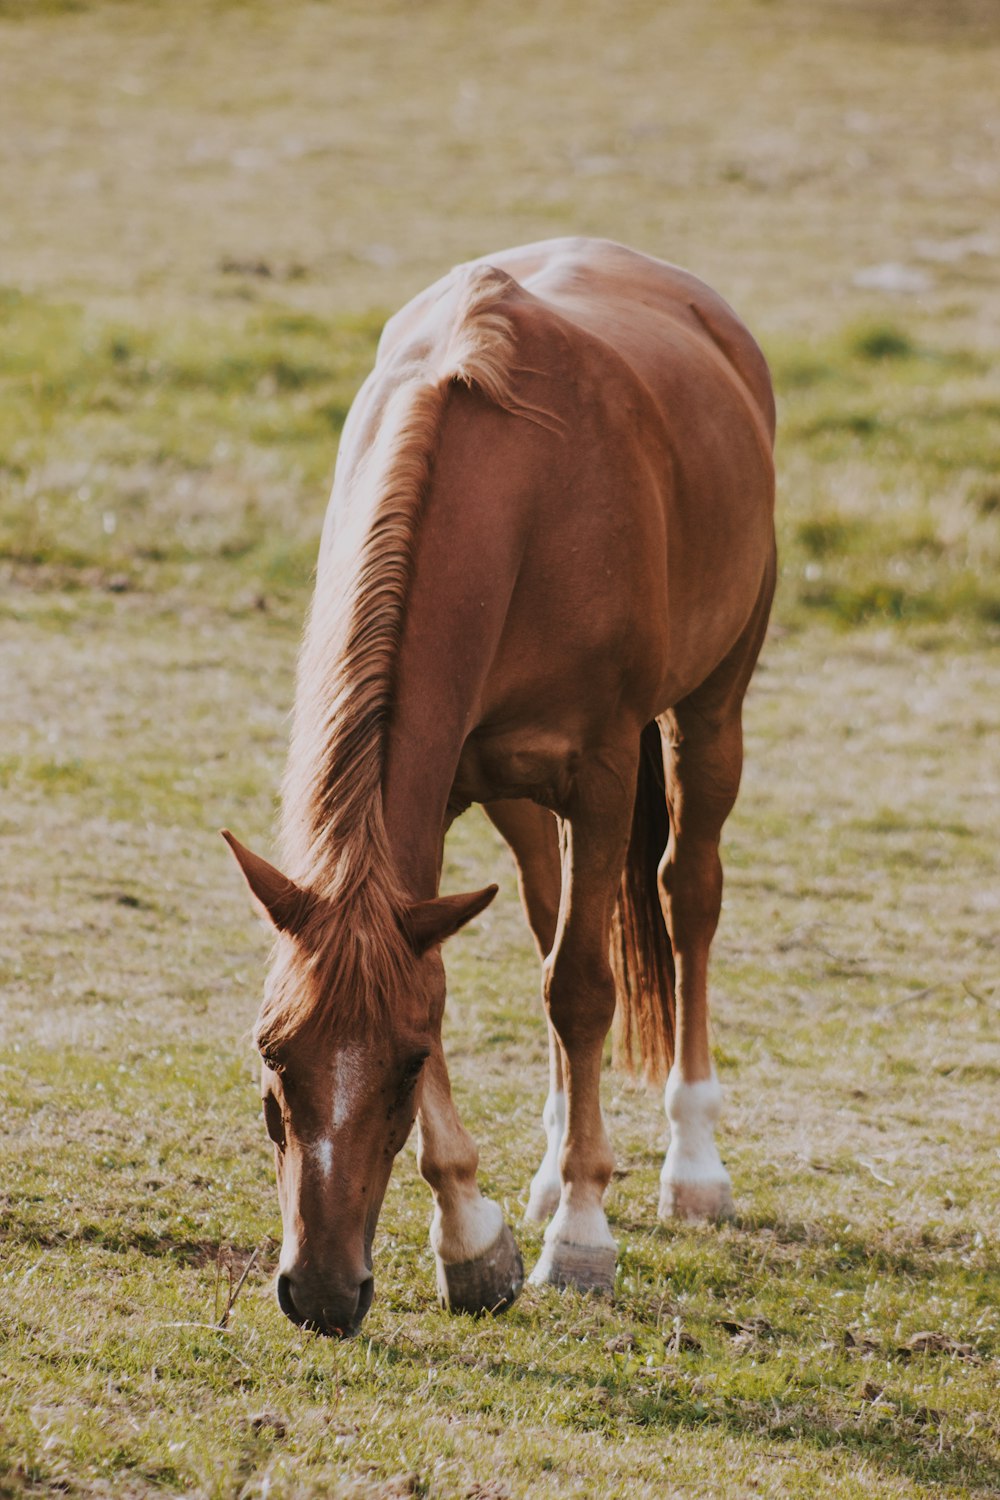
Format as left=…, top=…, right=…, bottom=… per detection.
left=1, top=1, right=998, bottom=1495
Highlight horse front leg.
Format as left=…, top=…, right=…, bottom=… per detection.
left=416, top=1042, right=524, bottom=1315
left=484, top=799, right=565, bottom=1222
left=528, top=1026, right=567, bottom=1222
left=528, top=749, right=637, bottom=1294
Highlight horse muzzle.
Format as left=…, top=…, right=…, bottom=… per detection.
left=275, top=1265, right=375, bottom=1338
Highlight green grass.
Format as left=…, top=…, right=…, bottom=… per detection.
left=771, top=323, right=1000, bottom=627
left=2, top=0, right=999, bottom=1494
left=2, top=611, right=997, bottom=1498
left=3, top=1005, right=998, bottom=1496
left=0, top=291, right=381, bottom=607
left=3, top=294, right=999, bottom=632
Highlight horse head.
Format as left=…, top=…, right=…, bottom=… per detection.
left=222, top=830, right=496, bottom=1336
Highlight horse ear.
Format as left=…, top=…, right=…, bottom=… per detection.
left=220, top=830, right=315, bottom=935
left=403, top=884, right=499, bottom=955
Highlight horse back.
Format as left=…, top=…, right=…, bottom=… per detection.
left=362, top=240, right=776, bottom=756
left=379, top=237, right=774, bottom=449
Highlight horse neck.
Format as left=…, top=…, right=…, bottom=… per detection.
left=379, top=423, right=526, bottom=903
left=380, top=723, right=464, bottom=905
left=289, top=393, right=527, bottom=906
left=379, top=558, right=479, bottom=901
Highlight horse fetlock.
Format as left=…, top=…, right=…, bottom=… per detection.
left=417, top=1125, right=480, bottom=1199
left=429, top=1191, right=504, bottom=1264
left=664, top=1067, right=722, bottom=1126
left=660, top=1067, right=733, bottom=1222
left=419, top=1155, right=480, bottom=1203
left=435, top=1222, right=524, bottom=1316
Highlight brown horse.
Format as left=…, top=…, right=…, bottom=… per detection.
left=224, top=237, right=775, bottom=1337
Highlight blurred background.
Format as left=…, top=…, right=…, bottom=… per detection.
left=2, top=5, right=999, bottom=1494
left=2, top=0, right=999, bottom=628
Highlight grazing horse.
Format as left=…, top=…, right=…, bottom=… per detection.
left=224, top=237, right=775, bottom=1337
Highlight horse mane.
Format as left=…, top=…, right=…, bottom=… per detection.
left=254, top=264, right=523, bottom=1052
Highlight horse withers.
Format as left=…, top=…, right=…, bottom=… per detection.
left=224, top=237, right=776, bottom=1336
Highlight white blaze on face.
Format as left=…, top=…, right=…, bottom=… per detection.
left=331, top=1044, right=368, bottom=1130
left=311, top=1137, right=334, bottom=1178
left=306, top=1045, right=370, bottom=1179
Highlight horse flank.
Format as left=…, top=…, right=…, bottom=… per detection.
left=255, top=265, right=523, bottom=1051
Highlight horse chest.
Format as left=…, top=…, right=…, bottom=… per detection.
left=453, top=731, right=583, bottom=812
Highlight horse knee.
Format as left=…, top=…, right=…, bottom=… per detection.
left=543, top=951, right=616, bottom=1047
left=658, top=843, right=723, bottom=938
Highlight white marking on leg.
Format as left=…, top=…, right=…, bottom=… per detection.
left=526, top=1089, right=565, bottom=1221
left=660, top=1067, right=733, bottom=1220
left=431, top=1193, right=504, bottom=1264
left=542, top=1198, right=615, bottom=1251
left=663, top=1068, right=723, bottom=1177
left=534, top=1102, right=614, bottom=1262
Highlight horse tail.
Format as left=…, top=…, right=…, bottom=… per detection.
left=611, top=719, right=676, bottom=1086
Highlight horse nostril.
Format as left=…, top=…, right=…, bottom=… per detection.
left=357, top=1275, right=375, bottom=1322
left=276, top=1273, right=304, bottom=1325
left=324, top=1277, right=374, bottom=1339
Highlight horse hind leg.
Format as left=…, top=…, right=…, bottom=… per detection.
left=526, top=745, right=639, bottom=1294
left=484, top=799, right=565, bottom=1223
left=656, top=696, right=745, bottom=1222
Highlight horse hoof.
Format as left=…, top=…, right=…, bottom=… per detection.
left=524, top=1181, right=561, bottom=1224
left=528, top=1239, right=617, bottom=1294
left=658, top=1177, right=734, bottom=1223
left=436, top=1223, right=524, bottom=1315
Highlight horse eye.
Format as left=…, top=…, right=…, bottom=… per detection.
left=262, top=1092, right=286, bottom=1149
left=403, top=1049, right=430, bottom=1086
